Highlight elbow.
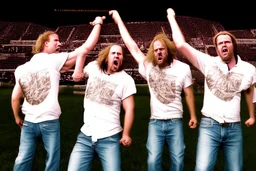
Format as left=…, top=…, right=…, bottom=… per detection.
left=11, top=97, right=21, bottom=106
left=174, top=42, right=186, bottom=50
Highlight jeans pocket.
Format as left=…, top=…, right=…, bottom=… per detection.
left=41, top=120, right=59, bottom=131
left=200, top=118, right=213, bottom=128
left=107, top=132, right=121, bottom=142
left=170, top=118, right=182, bottom=124
left=229, top=123, right=242, bottom=132
left=149, top=119, right=157, bottom=125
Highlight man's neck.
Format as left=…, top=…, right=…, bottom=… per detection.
left=227, top=57, right=237, bottom=70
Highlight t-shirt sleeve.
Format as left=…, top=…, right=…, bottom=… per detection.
left=138, top=61, right=147, bottom=79
left=83, top=61, right=97, bottom=77
left=253, top=87, right=256, bottom=103
left=121, top=75, right=137, bottom=100
left=183, top=64, right=193, bottom=88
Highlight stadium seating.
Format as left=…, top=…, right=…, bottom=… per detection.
left=0, top=16, right=255, bottom=85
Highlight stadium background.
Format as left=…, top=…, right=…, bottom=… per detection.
left=1, top=12, right=256, bottom=170
left=1, top=15, right=256, bottom=91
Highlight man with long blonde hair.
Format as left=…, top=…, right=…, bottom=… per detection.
left=11, top=16, right=105, bottom=171
left=167, top=8, right=256, bottom=171
left=110, top=10, right=197, bottom=171
left=67, top=43, right=136, bottom=171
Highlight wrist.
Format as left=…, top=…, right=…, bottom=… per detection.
left=93, top=22, right=102, bottom=26
left=92, top=19, right=103, bottom=26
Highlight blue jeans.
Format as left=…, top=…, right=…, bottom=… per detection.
left=13, top=119, right=60, bottom=171
left=146, top=119, right=185, bottom=171
left=195, top=117, right=242, bottom=171
left=68, top=132, right=121, bottom=171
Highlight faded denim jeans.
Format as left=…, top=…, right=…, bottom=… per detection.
left=13, top=119, right=60, bottom=171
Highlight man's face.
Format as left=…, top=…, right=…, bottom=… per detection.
left=107, top=45, right=124, bottom=73
left=216, top=34, right=234, bottom=63
left=153, top=40, right=169, bottom=68
left=45, top=34, right=62, bottom=53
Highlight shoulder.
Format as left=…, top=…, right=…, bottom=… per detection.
left=14, top=62, right=30, bottom=77
left=238, top=59, right=255, bottom=71
left=173, top=59, right=191, bottom=69
left=31, top=53, right=46, bottom=59
left=85, top=60, right=98, bottom=68
left=121, top=70, right=132, bottom=77
left=16, top=61, right=30, bottom=70
left=174, top=59, right=189, bottom=65
left=120, top=70, right=135, bottom=81
left=15, top=64, right=24, bottom=73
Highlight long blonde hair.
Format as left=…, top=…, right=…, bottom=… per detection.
left=96, top=44, right=125, bottom=71
left=32, top=31, right=56, bottom=54
left=145, top=33, right=177, bottom=66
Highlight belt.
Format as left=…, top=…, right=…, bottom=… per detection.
left=201, top=114, right=240, bottom=127
left=152, top=118, right=178, bottom=121
left=219, top=122, right=234, bottom=127
left=151, top=118, right=181, bottom=121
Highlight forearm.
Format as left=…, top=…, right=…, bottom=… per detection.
left=77, top=23, right=102, bottom=55
left=61, top=17, right=104, bottom=72
left=74, top=22, right=102, bottom=73
left=110, top=10, right=144, bottom=63
left=73, top=53, right=86, bottom=74
left=122, top=111, right=134, bottom=136
left=118, top=23, right=143, bottom=63
left=11, top=84, right=23, bottom=120
left=167, top=8, right=186, bottom=48
left=11, top=98, right=21, bottom=120
left=184, top=86, right=197, bottom=119
left=245, top=86, right=255, bottom=119
left=185, top=95, right=197, bottom=119
left=115, top=17, right=135, bottom=47
left=72, top=17, right=104, bottom=75
left=167, top=8, right=201, bottom=70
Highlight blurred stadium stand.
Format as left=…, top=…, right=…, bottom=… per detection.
left=1, top=16, right=256, bottom=88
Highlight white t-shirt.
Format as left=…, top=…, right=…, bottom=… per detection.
left=253, top=86, right=256, bottom=103
left=14, top=52, right=69, bottom=123
left=139, top=59, right=193, bottom=119
left=80, top=61, right=137, bottom=141
left=196, top=53, right=256, bottom=123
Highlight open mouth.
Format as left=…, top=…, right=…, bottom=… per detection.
left=113, top=60, right=118, bottom=66
left=158, top=57, right=162, bottom=61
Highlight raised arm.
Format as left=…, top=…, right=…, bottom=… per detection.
left=61, top=16, right=105, bottom=75
left=109, top=10, right=145, bottom=64
left=166, top=8, right=201, bottom=69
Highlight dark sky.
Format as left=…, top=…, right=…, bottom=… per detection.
left=0, top=1, right=255, bottom=30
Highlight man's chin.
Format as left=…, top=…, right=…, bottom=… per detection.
left=111, top=66, right=119, bottom=72
left=157, top=60, right=164, bottom=65
left=221, top=57, right=230, bottom=63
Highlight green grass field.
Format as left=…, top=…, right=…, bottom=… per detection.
left=0, top=85, right=256, bottom=171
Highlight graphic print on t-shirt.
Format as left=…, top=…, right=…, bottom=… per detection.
left=148, top=67, right=176, bottom=104
left=206, top=65, right=242, bottom=101
left=19, top=70, right=51, bottom=105
left=85, top=77, right=117, bottom=106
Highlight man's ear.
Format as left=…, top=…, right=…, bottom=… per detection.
left=44, top=41, right=49, bottom=47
